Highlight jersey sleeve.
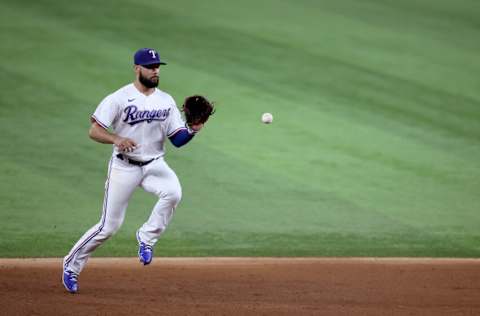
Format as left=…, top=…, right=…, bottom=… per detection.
left=166, top=103, right=187, bottom=137
left=91, top=93, right=120, bottom=129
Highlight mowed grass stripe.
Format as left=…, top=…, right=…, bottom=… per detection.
left=0, top=0, right=479, bottom=257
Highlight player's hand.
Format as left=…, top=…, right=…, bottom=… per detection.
left=114, top=137, right=138, bottom=153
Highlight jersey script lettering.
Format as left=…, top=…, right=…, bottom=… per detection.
left=123, top=105, right=171, bottom=125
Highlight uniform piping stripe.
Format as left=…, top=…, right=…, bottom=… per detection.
left=91, top=115, right=109, bottom=129
left=64, top=158, right=113, bottom=268
left=167, top=127, right=188, bottom=138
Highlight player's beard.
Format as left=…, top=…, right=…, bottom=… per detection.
left=139, top=72, right=159, bottom=88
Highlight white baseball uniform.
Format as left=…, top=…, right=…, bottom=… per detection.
left=64, top=83, right=188, bottom=275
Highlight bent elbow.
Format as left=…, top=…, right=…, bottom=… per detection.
left=88, top=126, right=96, bottom=140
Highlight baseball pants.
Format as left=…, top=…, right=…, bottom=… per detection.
left=63, top=156, right=181, bottom=274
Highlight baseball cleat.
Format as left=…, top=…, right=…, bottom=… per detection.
left=137, top=231, right=153, bottom=265
left=62, top=270, right=79, bottom=294
left=138, top=242, right=153, bottom=265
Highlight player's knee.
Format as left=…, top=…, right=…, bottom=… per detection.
left=99, top=219, right=123, bottom=239
left=168, top=187, right=182, bottom=205
left=161, top=186, right=182, bottom=206
left=98, top=229, right=114, bottom=241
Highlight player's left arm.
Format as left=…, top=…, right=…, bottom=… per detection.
left=168, top=123, right=203, bottom=148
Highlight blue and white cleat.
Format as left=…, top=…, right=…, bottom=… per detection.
left=62, top=270, right=79, bottom=294
left=138, top=242, right=153, bottom=265
left=137, top=231, right=153, bottom=265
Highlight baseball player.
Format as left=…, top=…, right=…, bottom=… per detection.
left=62, top=48, right=214, bottom=294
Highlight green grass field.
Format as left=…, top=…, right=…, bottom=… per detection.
left=1, top=0, right=479, bottom=258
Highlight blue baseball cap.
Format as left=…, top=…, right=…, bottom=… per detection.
left=134, top=48, right=167, bottom=66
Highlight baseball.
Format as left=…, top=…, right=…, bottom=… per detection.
left=261, top=112, right=273, bottom=124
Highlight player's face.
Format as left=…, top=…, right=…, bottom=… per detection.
left=137, top=64, right=160, bottom=88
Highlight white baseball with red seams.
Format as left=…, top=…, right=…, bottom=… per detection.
left=63, top=83, right=187, bottom=275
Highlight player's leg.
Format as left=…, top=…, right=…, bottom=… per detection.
left=63, top=159, right=142, bottom=275
left=137, top=158, right=182, bottom=253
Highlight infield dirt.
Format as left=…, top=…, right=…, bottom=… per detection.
left=1, top=258, right=479, bottom=315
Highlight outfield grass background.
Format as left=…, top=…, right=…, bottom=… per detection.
left=0, top=0, right=479, bottom=257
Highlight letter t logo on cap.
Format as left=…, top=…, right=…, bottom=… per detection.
left=134, top=48, right=167, bottom=65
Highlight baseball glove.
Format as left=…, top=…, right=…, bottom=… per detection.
left=182, top=95, right=215, bottom=126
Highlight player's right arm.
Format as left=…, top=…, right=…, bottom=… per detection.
left=90, top=92, right=137, bottom=153
left=89, top=121, right=137, bottom=153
